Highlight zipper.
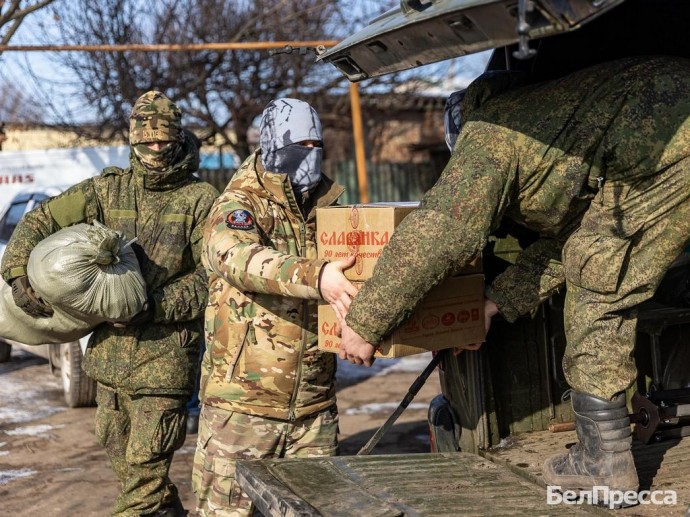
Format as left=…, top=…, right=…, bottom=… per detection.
left=225, top=324, right=252, bottom=383
left=288, top=220, right=308, bottom=422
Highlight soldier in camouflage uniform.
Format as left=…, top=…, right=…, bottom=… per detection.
left=1, top=91, right=219, bottom=516
left=192, top=98, right=356, bottom=517
left=339, top=55, right=690, bottom=497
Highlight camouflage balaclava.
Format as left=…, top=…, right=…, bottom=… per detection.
left=129, top=91, right=184, bottom=171
left=444, top=89, right=466, bottom=152
left=259, top=98, right=323, bottom=195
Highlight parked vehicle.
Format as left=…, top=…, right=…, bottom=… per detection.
left=0, top=187, right=96, bottom=408
left=234, top=1, right=690, bottom=515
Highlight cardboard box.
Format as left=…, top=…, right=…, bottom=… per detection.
left=317, top=202, right=481, bottom=281
left=318, top=274, right=485, bottom=358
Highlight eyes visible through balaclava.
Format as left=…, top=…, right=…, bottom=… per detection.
left=132, top=141, right=182, bottom=171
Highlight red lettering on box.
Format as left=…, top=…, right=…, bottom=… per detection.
left=321, top=321, right=339, bottom=336
left=349, top=206, right=359, bottom=229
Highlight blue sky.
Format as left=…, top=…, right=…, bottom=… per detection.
left=1, top=3, right=490, bottom=124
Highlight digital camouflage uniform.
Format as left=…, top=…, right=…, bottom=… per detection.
left=192, top=150, right=343, bottom=517
left=346, top=55, right=690, bottom=401
left=1, top=91, right=219, bottom=517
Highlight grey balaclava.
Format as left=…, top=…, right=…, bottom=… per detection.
left=259, top=98, right=323, bottom=194
left=444, top=89, right=466, bottom=152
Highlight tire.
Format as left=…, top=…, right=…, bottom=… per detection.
left=427, top=394, right=460, bottom=453
left=0, top=341, right=11, bottom=363
left=60, top=341, right=97, bottom=408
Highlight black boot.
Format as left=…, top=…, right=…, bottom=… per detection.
left=542, top=391, right=638, bottom=496
left=143, top=487, right=187, bottom=517
left=145, top=499, right=187, bottom=517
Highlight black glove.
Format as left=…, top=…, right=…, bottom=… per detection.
left=11, top=275, right=54, bottom=318
left=112, top=298, right=155, bottom=328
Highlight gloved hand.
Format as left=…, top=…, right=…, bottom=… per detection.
left=112, top=298, right=155, bottom=328
left=11, top=275, right=54, bottom=318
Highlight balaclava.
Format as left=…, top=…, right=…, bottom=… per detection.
left=259, top=98, right=323, bottom=195
left=129, top=91, right=184, bottom=171
left=444, top=89, right=466, bottom=152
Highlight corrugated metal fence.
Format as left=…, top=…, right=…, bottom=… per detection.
left=198, top=160, right=442, bottom=203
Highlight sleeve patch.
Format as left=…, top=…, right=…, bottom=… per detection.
left=226, top=209, right=255, bottom=230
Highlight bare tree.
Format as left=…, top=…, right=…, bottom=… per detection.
left=0, top=80, right=43, bottom=122
left=0, top=0, right=56, bottom=53
left=0, top=0, right=57, bottom=125
left=30, top=0, right=406, bottom=160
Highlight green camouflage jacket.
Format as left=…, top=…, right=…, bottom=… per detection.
left=201, top=151, right=344, bottom=420
left=1, top=133, right=219, bottom=396
left=346, top=55, right=690, bottom=343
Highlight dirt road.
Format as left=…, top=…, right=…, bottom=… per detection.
left=0, top=349, right=441, bottom=516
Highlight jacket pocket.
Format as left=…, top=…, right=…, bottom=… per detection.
left=94, top=388, right=118, bottom=448
left=234, top=323, right=299, bottom=407
left=210, top=322, right=250, bottom=383
left=151, top=406, right=187, bottom=455
left=563, top=230, right=632, bottom=294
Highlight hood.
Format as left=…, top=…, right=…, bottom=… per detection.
left=229, top=151, right=344, bottom=217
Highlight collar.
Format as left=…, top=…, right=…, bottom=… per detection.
left=230, top=151, right=344, bottom=219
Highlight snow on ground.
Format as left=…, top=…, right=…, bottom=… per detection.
left=344, top=402, right=429, bottom=416
left=4, top=424, right=64, bottom=437
left=0, top=350, right=66, bottom=425
left=0, top=348, right=438, bottom=444
left=337, top=352, right=437, bottom=416
left=0, top=468, right=37, bottom=485
left=336, top=352, right=433, bottom=384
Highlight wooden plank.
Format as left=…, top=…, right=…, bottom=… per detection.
left=237, top=452, right=596, bottom=516
left=237, top=458, right=403, bottom=517
left=236, top=460, right=320, bottom=517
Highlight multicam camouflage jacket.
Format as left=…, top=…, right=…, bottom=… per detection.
left=201, top=151, right=344, bottom=420
left=1, top=132, right=219, bottom=396
left=346, top=55, right=690, bottom=344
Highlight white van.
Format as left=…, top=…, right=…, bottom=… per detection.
left=0, top=187, right=96, bottom=408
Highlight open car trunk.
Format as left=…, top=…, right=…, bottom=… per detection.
left=317, top=0, right=627, bottom=81
left=237, top=1, right=690, bottom=515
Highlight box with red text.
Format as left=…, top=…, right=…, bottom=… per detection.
left=316, top=202, right=481, bottom=281
left=318, top=274, right=485, bottom=358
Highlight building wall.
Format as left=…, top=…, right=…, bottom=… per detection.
left=2, top=94, right=449, bottom=167
left=1, top=125, right=126, bottom=151
left=319, top=94, right=448, bottom=165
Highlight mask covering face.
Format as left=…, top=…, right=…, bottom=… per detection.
left=260, top=98, right=323, bottom=194
left=270, top=144, right=323, bottom=194
left=129, top=90, right=185, bottom=171
left=133, top=142, right=181, bottom=171
left=444, top=89, right=466, bottom=152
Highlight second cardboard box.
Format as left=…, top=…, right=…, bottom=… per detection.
left=318, top=274, right=485, bottom=358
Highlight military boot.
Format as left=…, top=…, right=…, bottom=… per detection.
left=142, top=491, right=187, bottom=517
left=542, top=391, right=639, bottom=497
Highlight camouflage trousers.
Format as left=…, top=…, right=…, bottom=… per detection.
left=191, top=404, right=339, bottom=517
left=562, top=157, right=690, bottom=399
left=95, top=384, right=188, bottom=516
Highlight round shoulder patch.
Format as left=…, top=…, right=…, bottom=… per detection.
left=226, top=209, right=255, bottom=230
